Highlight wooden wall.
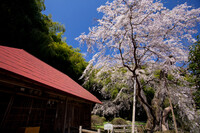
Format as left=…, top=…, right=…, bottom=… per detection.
left=0, top=73, right=93, bottom=133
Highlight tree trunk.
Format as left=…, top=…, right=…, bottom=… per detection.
left=138, top=91, right=174, bottom=133
left=162, top=106, right=171, bottom=131
left=151, top=97, right=163, bottom=131
left=168, top=96, right=178, bottom=133
left=164, top=79, right=178, bottom=133
left=135, top=73, right=177, bottom=132
left=137, top=89, right=155, bottom=133
left=137, top=79, right=170, bottom=132
left=150, top=84, right=167, bottom=132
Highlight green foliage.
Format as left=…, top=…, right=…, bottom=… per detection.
left=111, top=87, right=119, bottom=99
left=45, top=41, right=87, bottom=81
left=189, top=36, right=200, bottom=68
left=143, top=86, right=155, bottom=104
left=189, top=35, right=200, bottom=109
left=118, top=67, right=127, bottom=74
left=189, top=35, right=200, bottom=87
left=154, top=69, right=175, bottom=81
left=104, top=77, right=112, bottom=85
left=83, top=68, right=130, bottom=101
left=163, top=98, right=170, bottom=108
left=83, top=69, right=104, bottom=100
left=111, top=117, right=128, bottom=125
left=167, top=74, right=174, bottom=81
left=193, top=90, right=200, bottom=109
left=140, top=78, right=145, bottom=85
left=183, top=73, right=195, bottom=83
left=91, top=115, right=106, bottom=126
left=0, top=0, right=87, bottom=83
left=154, top=70, right=161, bottom=79
left=1, top=0, right=50, bottom=49
left=83, top=70, right=96, bottom=90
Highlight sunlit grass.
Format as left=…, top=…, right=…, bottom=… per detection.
left=92, top=120, right=146, bottom=130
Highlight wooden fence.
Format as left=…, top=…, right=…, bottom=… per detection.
left=79, top=124, right=144, bottom=133
left=113, top=125, right=132, bottom=133
left=111, top=124, right=144, bottom=133
left=79, top=126, right=100, bottom=133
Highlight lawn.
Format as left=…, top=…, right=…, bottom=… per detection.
left=92, top=121, right=146, bottom=130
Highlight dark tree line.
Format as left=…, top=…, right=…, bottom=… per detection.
left=0, top=0, right=87, bottom=83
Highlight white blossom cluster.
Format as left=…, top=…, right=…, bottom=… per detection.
left=77, top=0, right=200, bottom=74
left=169, top=85, right=200, bottom=132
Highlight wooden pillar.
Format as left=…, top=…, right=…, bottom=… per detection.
left=41, top=100, right=47, bottom=131
left=26, top=98, right=34, bottom=126
left=67, top=102, right=73, bottom=133
left=79, top=126, right=82, bottom=133
left=63, top=98, right=68, bottom=133
left=89, top=103, right=93, bottom=129
left=0, top=94, right=15, bottom=128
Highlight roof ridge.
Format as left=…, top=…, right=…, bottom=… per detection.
left=0, top=45, right=24, bottom=50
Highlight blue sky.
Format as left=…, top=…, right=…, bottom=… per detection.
left=43, top=0, right=200, bottom=61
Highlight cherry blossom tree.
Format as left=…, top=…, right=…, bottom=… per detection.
left=77, top=0, right=200, bottom=132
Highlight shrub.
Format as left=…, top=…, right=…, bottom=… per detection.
left=91, top=115, right=105, bottom=126
left=111, top=117, right=127, bottom=125
left=101, top=116, right=106, bottom=122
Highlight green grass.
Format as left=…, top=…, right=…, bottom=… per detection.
left=92, top=121, right=146, bottom=130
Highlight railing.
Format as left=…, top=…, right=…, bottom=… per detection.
left=79, top=124, right=144, bottom=133
left=79, top=126, right=101, bottom=133
left=113, top=125, right=132, bottom=133
left=107, top=124, right=144, bottom=133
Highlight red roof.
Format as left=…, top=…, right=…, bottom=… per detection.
left=0, top=45, right=101, bottom=104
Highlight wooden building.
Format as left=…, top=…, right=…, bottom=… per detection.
left=0, top=46, right=101, bottom=133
